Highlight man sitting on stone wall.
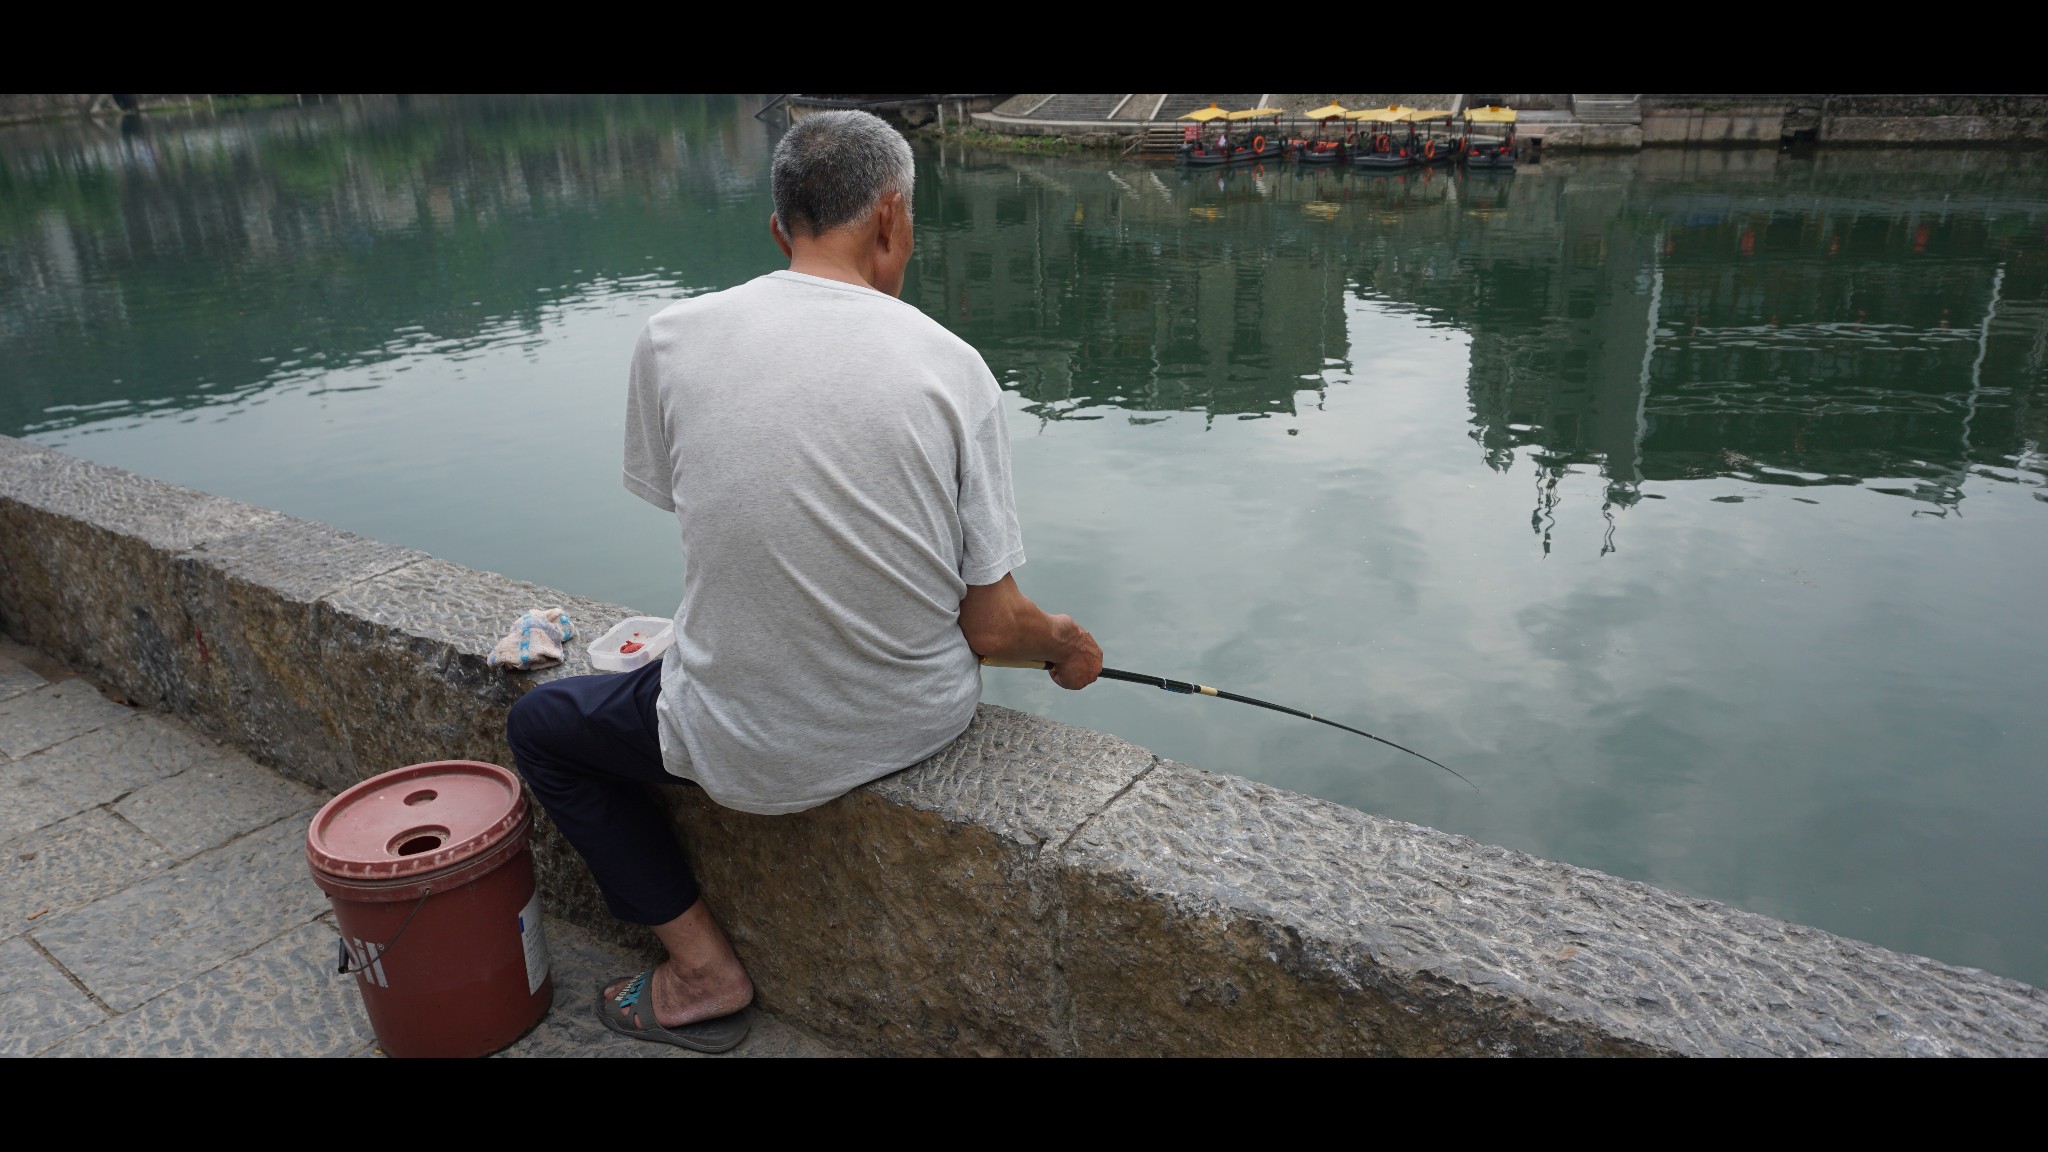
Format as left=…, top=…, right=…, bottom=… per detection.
left=505, top=109, right=1103, bottom=1052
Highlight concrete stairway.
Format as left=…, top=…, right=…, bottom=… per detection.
left=1156, top=94, right=1263, bottom=120
left=1131, top=124, right=1189, bottom=154
left=1571, top=94, right=1642, bottom=123
left=1023, top=94, right=1131, bottom=121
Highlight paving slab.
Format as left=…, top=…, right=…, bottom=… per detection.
left=0, top=767, right=83, bottom=844
left=0, top=936, right=108, bottom=1056
left=0, top=655, right=43, bottom=703
left=1, top=809, right=174, bottom=939
left=44, top=919, right=374, bottom=1057
left=32, top=814, right=328, bottom=1011
left=0, top=681, right=133, bottom=759
left=21, top=715, right=234, bottom=810
left=494, top=917, right=845, bottom=1059
left=115, top=754, right=326, bottom=859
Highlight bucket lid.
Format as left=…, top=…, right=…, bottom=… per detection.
left=307, top=760, right=527, bottom=880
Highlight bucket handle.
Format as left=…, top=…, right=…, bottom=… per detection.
left=335, top=887, right=432, bottom=978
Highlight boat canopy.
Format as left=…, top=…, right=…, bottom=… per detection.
left=1396, top=109, right=1453, bottom=122
left=1345, top=105, right=1412, bottom=122
left=1227, top=107, right=1287, bottom=120
left=1179, top=106, right=1230, bottom=122
left=1464, top=105, right=1517, bottom=123
left=1304, top=103, right=1349, bottom=120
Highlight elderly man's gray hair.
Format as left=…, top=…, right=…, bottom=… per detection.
left=771, top=110, right=915, bottom=238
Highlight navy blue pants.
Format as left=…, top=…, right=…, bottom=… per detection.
left=506, top=660, right=700, bottom=925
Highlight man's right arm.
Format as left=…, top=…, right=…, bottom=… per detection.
left=959, top=575, right=1102, bottom=690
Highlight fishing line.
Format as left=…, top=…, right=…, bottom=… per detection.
left=981, top=658, right=1476, bottom=791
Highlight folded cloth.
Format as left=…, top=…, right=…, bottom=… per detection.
left=489, top=608, right=576, bottom=671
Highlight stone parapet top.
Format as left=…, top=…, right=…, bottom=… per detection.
left=2, top=432, right=2042, bottom=1056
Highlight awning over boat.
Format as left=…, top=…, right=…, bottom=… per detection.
left=1304, top=103, right=1349, bottom=120
left=1396, top=109, right=1453, bottom=122
left=1345, top=105, right=1412, bottom=121
left=1464, top=105, right=1517, bottom=123
left=1179, top=106, right=1230, bottom=122
left=1227, top=107, right=1287, bottom=120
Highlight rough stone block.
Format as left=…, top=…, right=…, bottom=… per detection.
left=31, top=813, right=328, bottom=1010
left=0, top=809, right=174, bottom=938
left=44, top=919, right=374, bottom=1057
left=12, top=714, right=229, bottom=811
left=0, top=435, right=47, bottom=464
left=0, top=936, right=107, bottom=1056
left=0, top=654, right=43, bottom=703
left=114, top=753, right=325, bottom=858
left=665, top=703, right=1153, bottom=1057
left=171, top=517, right=429, bottom=785
left=0, top=681, right=133, bottom=759
left=315, top=557, right=636, bottom=787
left=0, top=448, right=280, bottom=707
left=1055, top=762, right=2048, bottom=1057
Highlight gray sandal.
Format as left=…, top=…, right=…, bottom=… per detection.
left=595, top=970, right=752, bottom=1053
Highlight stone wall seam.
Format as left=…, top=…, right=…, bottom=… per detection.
left=1053, top=754, right=1162, bottom=856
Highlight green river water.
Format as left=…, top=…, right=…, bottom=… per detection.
left=4, top=95, right=2045, bottom=985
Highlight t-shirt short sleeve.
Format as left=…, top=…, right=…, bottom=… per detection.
left=621, top=326, right=675, bottom=512
left=958, top=398, right=1026, bottom=586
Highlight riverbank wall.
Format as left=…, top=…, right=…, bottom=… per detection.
left=3, top=433, right=2043, bottom=1056
left=967, top=94, right=2048, bottom=153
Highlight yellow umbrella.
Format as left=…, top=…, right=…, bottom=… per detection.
left=1396, top=109, right=1452, bottom=122
left=1464, top=105, right=1517, bottom=123
left=1179, top=105, right=1230, bottom=122
left=1345, top=105, right=1413, bottom=122
left=1305, top=103, right=1348, bottom=120
left=1226, top=107, right=1288, bottom=120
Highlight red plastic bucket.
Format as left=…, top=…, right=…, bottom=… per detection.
left=307, top=760, right=552, bottom=1057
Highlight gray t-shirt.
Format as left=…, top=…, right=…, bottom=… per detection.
left=622, top=270, right=1025, bottom=814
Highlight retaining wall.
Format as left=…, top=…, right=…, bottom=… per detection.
left=3, top=434, right=2044, bottom=1056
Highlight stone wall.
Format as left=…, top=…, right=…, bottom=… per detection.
left=1635, top=94, right=2048, bottom=148
left=3, top=434, right=2044, bottom=1056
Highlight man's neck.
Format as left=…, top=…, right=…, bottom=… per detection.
left=785, top=227, right=884, bottom=294
left=786, top=252, right=880, bottom=293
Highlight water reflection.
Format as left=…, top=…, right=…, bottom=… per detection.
left=10, top=106, right=2043, bottom=530
left=911, top=146, right=2047, bottom=544
left=0, top=95, right=776, bottom=435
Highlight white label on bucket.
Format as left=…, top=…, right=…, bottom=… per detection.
left=517, top=891, right=550, bottom=996
left=348, top=938, right=389, bottom=988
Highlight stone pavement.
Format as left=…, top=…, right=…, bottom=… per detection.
left=0, top=642, right=840, bottom=1058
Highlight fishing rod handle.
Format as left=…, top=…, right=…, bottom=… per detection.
left=978, top=657, right=1052, bottom=670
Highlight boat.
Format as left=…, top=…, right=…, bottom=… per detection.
left=1175, top=104, right=1288, bottom=166
left=1291, top=103, right=1351, bottom=164
left=1346, top=105, right=1418, bottom=170
left=1462, top=104, right=1517, bottom=169
left=1401, top=109, right=1463, bottom=166
left=1174, top=105, right=1236, bottom=166
left=1223, top=106, right=1289, bottom=164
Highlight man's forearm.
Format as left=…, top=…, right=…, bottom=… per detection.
left=959, top=574, right=1103, bottom=689
left=974, top=601, right=1090, bottom=666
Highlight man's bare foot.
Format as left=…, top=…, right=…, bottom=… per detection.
left=604, top=901, right=754, bottom=1029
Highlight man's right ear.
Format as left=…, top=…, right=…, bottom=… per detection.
left=770, top=213, right=795, bottom=259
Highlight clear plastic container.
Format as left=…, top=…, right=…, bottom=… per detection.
left=587, top=616, right=675, bottom=672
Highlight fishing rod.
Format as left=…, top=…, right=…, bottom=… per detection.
left=980, top=657, right=1476, bottom=791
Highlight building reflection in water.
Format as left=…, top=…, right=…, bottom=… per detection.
left=910, top=144, right=2048, bottom=552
